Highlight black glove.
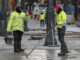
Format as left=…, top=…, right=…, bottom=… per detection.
left=7, top=32, right=12, bottom=35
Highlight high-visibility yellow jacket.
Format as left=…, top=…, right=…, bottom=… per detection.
left=7, top=11, right=29, bottom=32
left=40, top=13, right=45, bottom=20
left=34, top=11, right=38, bottom=15
left=56, top=11, right=67, bottom=28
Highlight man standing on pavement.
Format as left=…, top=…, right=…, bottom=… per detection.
left=54, top=4, right=69, bottom=56
left=7, top=6, right=29, bottom=53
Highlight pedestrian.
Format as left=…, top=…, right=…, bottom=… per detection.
left=28, top=10, right=33, bottom=19
left=7, top=6, right=29, bottom=53
left=54, top=4, right=69, bottom=56
left=34, top=10, right=38, bottom=21
left=40, top=12, right=46, bottom=27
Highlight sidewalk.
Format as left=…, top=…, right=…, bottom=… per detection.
left=0, top=49, right=80, bottom=60
left=0, top=19, right=80, bottom=60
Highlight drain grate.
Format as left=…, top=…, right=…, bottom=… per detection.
left=31, top=36, right=43, bottom=40
left=28, top=36, right=43, bottom=40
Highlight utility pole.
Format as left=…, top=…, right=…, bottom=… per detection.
left=44, top=0, right=56, bottom=46
left=28, top=0, right=32, bottom=11
left=1, top=0, right=7, bottom=36
left=54, top=0, right=56, bottom=6
left=74, top=0, right=79, bottom=26
left=21, top=0, right=29, bottom=31
left=21, top=0, right=26, bottom=12
left=75, top=0, right=78, bottom=20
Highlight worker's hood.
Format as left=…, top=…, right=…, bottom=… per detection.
left=16, top=6, right=22, bottom=13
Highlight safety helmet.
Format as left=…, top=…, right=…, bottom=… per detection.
left=54, top=4, right=61, bottom=10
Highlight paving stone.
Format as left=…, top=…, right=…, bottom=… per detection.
left=0, top=50, right=79, bottom=60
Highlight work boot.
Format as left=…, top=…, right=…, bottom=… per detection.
left=58, top=52, right=66, bottom=56
left=58, top=45, right=69, bottom=56
left=61, top=42, right=69, bottom=54
left=18, top=41, right=24, bottom=51
left=14, top=41, right=20, bottom=53
left=65, top=51, right=69, bottom=53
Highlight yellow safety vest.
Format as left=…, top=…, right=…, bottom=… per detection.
left=7, top=11, right=29, bottom=32
left=35, top=11, right=38, bottom=15
left=56, top=11, right=67, bottom=28
left=40, top=13, right=45, bottom=20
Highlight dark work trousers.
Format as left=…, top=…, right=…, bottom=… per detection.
left=13, top=30, right=23, bottom=42
left=58, top=29, right=68, bottom=53
left=35, top=15, right=37, bottom=20
left=13, top=30, right=23, bottom=51
left=40, top=20, right=45, bottom=27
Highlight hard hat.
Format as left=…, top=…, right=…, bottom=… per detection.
left=54, top=4, right=61, bottom=10
left=43, top=10, right=45, bottom=12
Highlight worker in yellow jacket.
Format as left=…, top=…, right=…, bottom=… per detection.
left=7, top=6, right=29, bottom=53
left=40, top=12, right=46, bottom=27
left=34, top=10, right=38, bottom=21
left=54, top=4, right=69, bottom=56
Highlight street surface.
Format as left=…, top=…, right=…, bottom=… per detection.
left=0, top=19, right=80, bottom=60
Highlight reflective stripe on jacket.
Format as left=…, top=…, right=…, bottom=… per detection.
left=56, top=11, right=67, bottom=28
left=7, top=11, right=29, bottom=32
